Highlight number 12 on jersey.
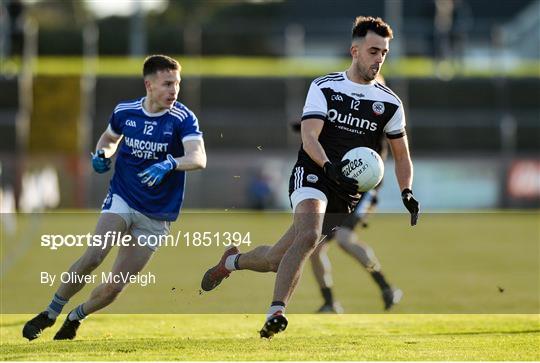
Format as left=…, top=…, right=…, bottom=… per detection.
left=143, top=125, right=154, bottom=135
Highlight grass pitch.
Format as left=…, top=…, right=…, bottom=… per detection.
left=2, top=211, right=538, bottom=314
left=1, top=211, right=539, bottom=360
left=1, top=314, right=539, bottom=361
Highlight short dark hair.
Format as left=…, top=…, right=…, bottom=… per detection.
left=143, top=55, right=180, bottom=77
left=352, top=16, right=393, bottom=40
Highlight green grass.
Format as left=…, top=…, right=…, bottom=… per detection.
left=1, top=56, right=539, bottom=78
left=2, top=212, right=538, bottom=314
left=1, top=314, right=539, bottom=360
left=1, top=211, right=539, bottom=360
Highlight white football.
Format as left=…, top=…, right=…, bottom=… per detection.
left=341, top=147, right=384, bottom=192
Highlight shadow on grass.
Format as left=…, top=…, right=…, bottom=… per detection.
left=0, top=320, right=27, bottom=328
left=430, top=329, right=540, bottom=336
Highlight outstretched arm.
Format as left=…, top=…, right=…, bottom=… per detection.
left=387, top=135, right=412, bottom=192
left=300, top=118, right=328, bottom=168
left=388, top=135, right=419, bottom=225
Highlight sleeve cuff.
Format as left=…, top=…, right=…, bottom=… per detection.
left=107, top=124, right=121, bottom=137
left=386, top=130, right=406, bottom=139
left=182, top=134, right=204, bottom=143
left=301, top=113, right=326, bottom=121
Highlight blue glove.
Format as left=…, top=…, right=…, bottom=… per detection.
left=91, top=150, right=111, bottom=174
left=138, top=154, right=178, bottom=187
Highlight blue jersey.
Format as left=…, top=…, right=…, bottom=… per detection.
left=106, top=97, right=203, bottom=221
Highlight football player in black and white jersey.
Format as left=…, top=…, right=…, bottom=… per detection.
left=291, top=74, right=403, bottom=313
left=201, top=16, right=419, bottom=338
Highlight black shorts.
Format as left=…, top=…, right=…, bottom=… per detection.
left=288, top=161, right=359, bottom=236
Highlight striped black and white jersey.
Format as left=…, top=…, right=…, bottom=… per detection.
left=298, top=71, right=405, bottom=168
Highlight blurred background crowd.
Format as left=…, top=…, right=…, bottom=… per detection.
left=0, top=0, right=538, bottom=213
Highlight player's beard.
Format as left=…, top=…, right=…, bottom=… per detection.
left=364, top=65, right=379, bottom=82
left=356, top=62, right=378, bottom=83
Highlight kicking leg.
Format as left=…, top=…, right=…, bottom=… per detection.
left=200, top=225, right=296, bottom=291
left=236, top=225, right=295, bottom=272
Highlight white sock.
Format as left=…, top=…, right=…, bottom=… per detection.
left=266, top=304, right=285, bottom=319
left=68, top=304, right=87, bottom=321
left=224, top=254, right=238, bottom=271
left=68, top=310, right=78, bottom=321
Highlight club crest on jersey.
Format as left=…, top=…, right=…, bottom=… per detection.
left=372, top=102, right=385, bottom=115
left=306, top=174, right=318, bottom=183
left=163, top=123, right=173, bottom=136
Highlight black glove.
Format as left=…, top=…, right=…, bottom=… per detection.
left=401, top=188, right=419, bottom=226
left=323, top=160, right=358, bottom=195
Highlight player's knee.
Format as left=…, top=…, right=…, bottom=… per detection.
left=265, top=251, right=283, bottom=272
left=268, top=259, right=280, bottom=272
left=296, top=229, right=321, bottom=249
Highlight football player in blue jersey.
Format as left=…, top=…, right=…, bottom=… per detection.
left=23, top=55, right=206, bottom=341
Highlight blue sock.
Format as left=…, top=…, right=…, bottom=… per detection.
left=45, top=293, right=68, bottom=319
left=68, top=304, right=88, bottom=321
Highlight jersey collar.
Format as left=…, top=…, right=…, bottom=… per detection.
left=141, top=97, right=170, bottom=117
left=342, top=71, right=375, bottom=88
